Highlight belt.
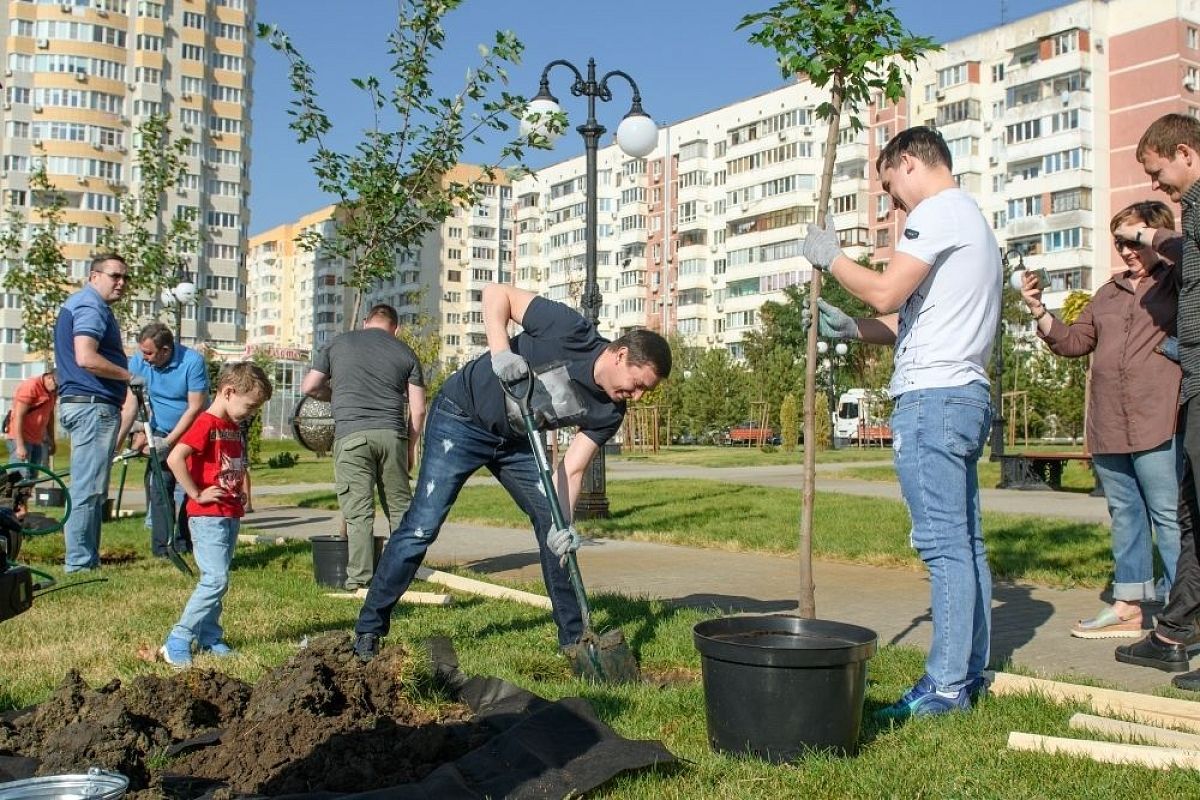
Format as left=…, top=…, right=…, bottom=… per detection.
left=60, top=394, right=118, bottom=406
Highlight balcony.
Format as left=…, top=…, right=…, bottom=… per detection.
left=1004, top=49, right=1090, bottom=89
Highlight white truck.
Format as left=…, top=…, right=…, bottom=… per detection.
left=833, top=388, right=892, bottom=446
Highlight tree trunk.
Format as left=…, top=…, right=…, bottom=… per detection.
left=798, top=76, right=846, bottom=619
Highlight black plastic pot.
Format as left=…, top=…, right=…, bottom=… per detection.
left=310, top=535, right=349, bottom=589
left=693, top=614, right=877, bottom=760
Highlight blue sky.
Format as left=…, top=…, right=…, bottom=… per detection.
left=249, top=0, right=1068, bottom=233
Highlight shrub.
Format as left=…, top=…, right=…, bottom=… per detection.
left=267, top=451, right=300, bottom=469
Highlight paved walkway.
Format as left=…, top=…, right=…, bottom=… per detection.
left=112, top=459, right=1172, bottom=692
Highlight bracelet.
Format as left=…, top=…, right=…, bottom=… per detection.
left=1032, top=306, right=1048, bottom=321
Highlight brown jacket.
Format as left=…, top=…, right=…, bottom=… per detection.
left=1039, top=257, right=1180, bottom=454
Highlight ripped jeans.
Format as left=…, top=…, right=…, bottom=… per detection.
left=355, top=393, right=583, bottom=645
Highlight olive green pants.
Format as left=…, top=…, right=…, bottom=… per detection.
left=332, top=428, right=412, bottom=589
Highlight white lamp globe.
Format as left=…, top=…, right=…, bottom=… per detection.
left=616, top=112, right=658, bottom=158
left=1008, top=269, right=1026, bottom=291
left=160, top=288, right=176, bottom=306
left=835, top=342, right=848, bottom=356
left=520, top=96, right=563, bottom=142
left=816, top=340, right=829, bottom=354
left=173, top=281, right=197, bottom=303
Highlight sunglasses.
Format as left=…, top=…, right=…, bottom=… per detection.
left=98, top=271, right=129, bottom=282
left=1113, top=238, right=1142, bottom=252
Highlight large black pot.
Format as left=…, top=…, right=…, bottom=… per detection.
left=310, top=535, right=348, bottom=589
left=693, top=614, right=877, bottom=760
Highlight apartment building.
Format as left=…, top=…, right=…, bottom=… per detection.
left=0, top=0, right=253, bottom=390
left=871, top=0, right=1200, bottom=312
left=246, top=165, right=512, bottom=370
left=511, top=80, right=872, bottom=360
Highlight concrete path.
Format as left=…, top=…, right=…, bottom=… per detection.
left=108, top=458, right=1171, bottom=693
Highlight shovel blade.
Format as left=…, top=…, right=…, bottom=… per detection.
left=563, top=628, right=640, bottom=684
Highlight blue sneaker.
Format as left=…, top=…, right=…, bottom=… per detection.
left=876, top=674, right=970, bottom=721
left=159, top=636, right=193, bottom=669
left=201, top=641, right=235, bottom=657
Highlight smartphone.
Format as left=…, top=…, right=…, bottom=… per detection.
left=1010, top=268, right=1050, bottom=291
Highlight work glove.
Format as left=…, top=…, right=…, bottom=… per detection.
left=801, top=298, right=862, bottom=341
left=1157, top=336, right=1180, bottom=363
left=150, top=435, right=170, bottom=457
left=547, top=523, right=582, bottom=565
left=129, top=375, right=146, bottom=389
left=802, top=213, right=843, bottom=272
left=491, top=350, right=530, bottom=384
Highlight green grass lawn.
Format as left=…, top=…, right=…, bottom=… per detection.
left=278, top=478, right=1113, bottom=589
left=4, top=517, right=1198, bottom=797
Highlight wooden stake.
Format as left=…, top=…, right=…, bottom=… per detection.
left=992, top=672, right=1200, bottom=732
left=1007, top=731, right=1200, bottom=770
left=1069, top=713, right=1200, bottom=750
left=416, top=566, right=553, bottom=609
left=324, top=589, right=452, bottom=606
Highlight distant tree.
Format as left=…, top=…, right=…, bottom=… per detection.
left=99, top=114, right=199, bottom=332
left=0, top=165, right=73, bottom=360
left=741, top=0, right=939, bottom=616
left=258, top=0, right=564, bottom=326
left=680, top=348, right=750, bottom=438
left=780, top=391, right=799, bottom=451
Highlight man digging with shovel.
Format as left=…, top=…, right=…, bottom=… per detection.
left=353, top=284, right=671, bottom=676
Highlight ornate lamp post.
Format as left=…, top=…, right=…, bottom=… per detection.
left=522, top=58, right=657, bottom=519
left=159, top=263, right=196, bottom=343
left=816, top=340, right=849, bottom=449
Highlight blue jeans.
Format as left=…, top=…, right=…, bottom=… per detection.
left=169, top=515, right=238, bottom=646
left=357, top=394, right=583, bottom=646
left=5, top=440, right=46, bottom=480
left=1092, top=437, right=1183, bottom=600
left=891, top=382, right=992, bottom=693
left=60, top=402, right=120, bottom=572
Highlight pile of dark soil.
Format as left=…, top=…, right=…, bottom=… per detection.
left=0, top=633, right=491, bottom=797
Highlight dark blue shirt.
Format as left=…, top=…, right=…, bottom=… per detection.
left=54, top=284, right=128, bottom=406
left=441, top=296, right=624, bottom=445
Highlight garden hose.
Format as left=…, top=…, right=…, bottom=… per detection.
left=2, top=461, right=71, bottom=536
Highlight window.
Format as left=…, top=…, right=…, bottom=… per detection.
left=832, top=194, right=856, bottom=214
left=1051, top=30, right=1078, bottom=57
left=1042, top=227, right=1088, bottom=252
left=137, top=2, right=164, bottom=17
left=875, top=228, right=890, bottom=248
left=1050, top=109, right=1080, bottom=132
left=1051, top=188, right=1091, bottom=213
left=182, top=11, right=205, bottom=28
left=181, top=44, right=204, bottom=61
left=1043, top=148, right=1086, bottom=173
left=937, top=63, right=967, bottom=90
left=1007, top=195, right=1042, bottom=219
left=991, top=63, right=1005, bottom=82
left=1190, top=27, right=1200, bottom=50
left=875, top=194, right=889, bottom=219
left=1006, top=119, right=1041, bottom=144
left=678, top=140, right=707, bottom=161
left=211, top=53, right=244, bottom=72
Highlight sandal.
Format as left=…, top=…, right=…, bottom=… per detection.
left=1071, top=606, right=1143, bottom=639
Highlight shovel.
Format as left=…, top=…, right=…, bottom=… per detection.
left=501, top=372, right=640, bottom=684
left=130, top=383, right=193, bottom=577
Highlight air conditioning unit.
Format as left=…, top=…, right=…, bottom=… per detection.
left=176, top=187, right=188, bottom=196
left=983, top=121, right=992, bottom=131
left=803, top=126, right=813, bottom=136
left=3, top=69, right=10, bottom=78
left=76, top=176, right=88, bottom=185
left=106, top=179, right=123, bottom=190
left=36, top=38, right=50, bottom=49
left=75, top=72, right=87, bottom=83
left=778, top=131, right=787, bottom=142
left=181, top=92, right=192, bottom=101
left=32, top=104, right=43, bottom=114
left=182, top=123, right=193, bottom=132
left=988, top=156, right=999, bottom=166
left=118, top=115, right=129, bottom=124
left=128, top=82, right=137, bottom=91
left=2, top=102, right=10, bottom=112
left=93, top=141, right=104, bottom=150
left=211, top=131, right=223, bottom=139
left=710, top=245, right=718, bottom=253
left=60, top=2, right=72, bottom=12
left=716, top=303, right=724, bottom=312
left=115, top=145, right=126, bottom=153
left=935, top=90, right=945, bottom=100
left=95, top=7, right=108, bottom=17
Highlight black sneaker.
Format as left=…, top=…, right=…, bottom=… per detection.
left=1172, top=669, right=1200, bottom=691
left=354, top=633, right=380, bottom=662
left=1115, top=632, right=1191, bottom=673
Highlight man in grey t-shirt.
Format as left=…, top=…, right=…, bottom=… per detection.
left=302, top=304, right=426, bottom=590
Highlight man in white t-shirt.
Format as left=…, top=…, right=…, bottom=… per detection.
left=802, top=126, right=1001, bottom=719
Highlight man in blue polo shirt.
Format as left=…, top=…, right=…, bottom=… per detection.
left=54, top=254, right=133, bottom=572
left=117, top=321, right=209, bottom=557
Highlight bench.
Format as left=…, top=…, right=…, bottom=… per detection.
left=998, top=451, right=1101, bottom=493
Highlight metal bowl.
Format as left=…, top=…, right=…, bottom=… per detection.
left=291, top=396, right=334, bottom=456
left=0, top=768, right=129, bottom=800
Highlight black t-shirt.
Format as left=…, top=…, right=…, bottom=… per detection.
left=441, top=296, right=624, bottom=445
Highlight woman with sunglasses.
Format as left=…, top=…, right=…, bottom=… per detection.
left=1022, top=200, right=1182, bottom=638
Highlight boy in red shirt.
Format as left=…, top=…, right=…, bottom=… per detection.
left=160, top=363, right=272, bottom=667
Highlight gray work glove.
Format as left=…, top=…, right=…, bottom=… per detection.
left=1157, top=335, right=1180, bottom=363
left=801, top=298, right=862, bottom=341
left=149, top=435, right=170, bottom=457
left=129, top=375, right=146, bottom=389
left=547, top=523, right=582, bottom=565
left=491, top=350, right=530, bottom=384
left=802, top=213, right=843, bottom=272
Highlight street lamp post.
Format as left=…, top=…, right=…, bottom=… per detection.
left=159, top=263, right=196, bottom=343
left=523, top=58, right=657, bottom=520
left=816, top=341, right=848, bottom=450
left=990, top=248, right=1023, bottom=461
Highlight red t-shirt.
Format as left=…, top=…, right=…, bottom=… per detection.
left=11, top=375, right=55, bottom=443
left=179, top=411, right=246, bottom=518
